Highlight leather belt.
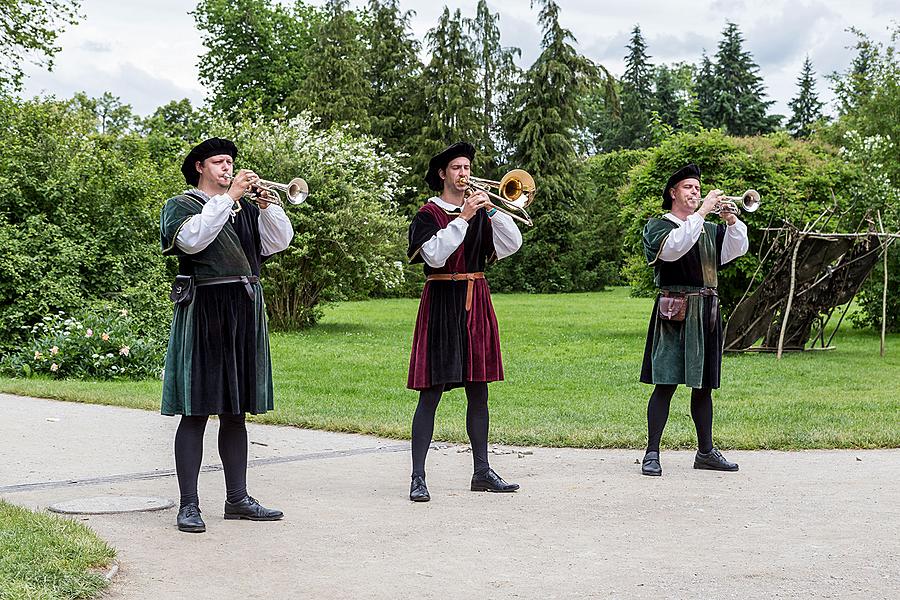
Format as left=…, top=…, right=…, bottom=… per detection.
left=661, top=287, right=717, bottom=297
left=196, top=275, right=259, bottom=300
left=426, top=272, right=485, bottom=311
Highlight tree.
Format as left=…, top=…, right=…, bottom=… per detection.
left=415, top=7, right=482, bottom=185
left=786, top=56, right=825, bottom=138
left=467, top=0, right=521, bottom=170
left=653, top=65, right=681, bottom=130
left=0, top=0, right=81, bottom=92
left=193, top=0, right=317, bottom=117
left=617, top=25, right=654, bottom=148
left=70, top=92, right=135, bottom=136
left=704, top=22, right=778, bottom=135
left=287, top=0, right=371, bottom=130
left=492, top=0, right=607, bottom=292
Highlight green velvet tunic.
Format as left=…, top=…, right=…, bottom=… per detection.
left=640, top=217, right=725, bottom=389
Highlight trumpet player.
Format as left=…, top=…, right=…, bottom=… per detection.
left=639, top=163, right=748, bottom=477
left=406, top=141, right=523, bottom=502
left=159, top=137, right=293, bottom=532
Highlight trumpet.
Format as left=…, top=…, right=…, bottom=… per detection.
left=713, top=189, right=761, bottom=216
left=459, top=169, right=536, bottom=226
left=224, top=172, right=310, bottom=207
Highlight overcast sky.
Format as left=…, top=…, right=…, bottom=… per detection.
left=19, top=0, right=900, bottom=117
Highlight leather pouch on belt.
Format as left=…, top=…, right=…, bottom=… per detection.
left=169, top=275, right=194, bottom=305
left=658, top=293, right=687, bottom=322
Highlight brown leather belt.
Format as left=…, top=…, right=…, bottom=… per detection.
left=426, top=272, right=485, bottom=311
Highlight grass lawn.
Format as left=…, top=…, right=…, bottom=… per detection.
left=1, top=288, right=898, bottom=449
left=0, top=500, right=115, bottom=599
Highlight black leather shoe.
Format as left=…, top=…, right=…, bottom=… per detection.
left=177, top=503, right=206, bottom=533
left=409, top=475, right=430, bottom=502
left=223, top=495, right=284, bottom=521
left=641, top=451, right=662, bottom=476
left=471, top=468, right=519, bottom=492
left=694, top=447, right=739, bottom=472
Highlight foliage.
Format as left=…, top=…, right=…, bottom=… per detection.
left=287, top=0, right=371, bottom=130
left=0, top=499, right=115, bottom=599
left=699, top=22, right=780, bottom=135
left=616, top=25, right=654, bottom=149
left=1, top=305, right=166, bottom=379
left=491, top=0, right=610, bottom=293
left=193, top=0, right=319, bottom=117
left=208, top=113, right=408, bottom=328
left=787, top=56, right=826, bottom=138
left=0, top=96, right=178, bottom=352
left=0, top=0, right=81, bottom=92
left=826, top=25, right=900, bottom=331
left=70, top=91, right=135, bottom=135
left=616, top=130, right=857, bottom=310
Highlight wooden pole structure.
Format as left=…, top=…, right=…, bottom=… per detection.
left=877, top=211, right=888, bottom=357
left=777, top=236, right=802, bottom=360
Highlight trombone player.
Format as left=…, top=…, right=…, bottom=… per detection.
left=159, top=137, right=293, bottom=532
left=406, top=141, right=523, bottom=502
left=639, top=164, right=749, bottom=477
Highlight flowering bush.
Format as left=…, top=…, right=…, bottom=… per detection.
left=1, top=305, right=166, bottom=380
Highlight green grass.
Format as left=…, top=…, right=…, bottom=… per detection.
left=2, top=288, right=898, bottom=449
left=0, top=500, right=115, bottom=600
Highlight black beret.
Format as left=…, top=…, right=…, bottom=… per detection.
left=181, top=137, right=238, bottom=186
left=662, top=163, right=701, bottom=209
left=424, top=141, right=476, bottom=192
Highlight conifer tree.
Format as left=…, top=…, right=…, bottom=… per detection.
left=706, top=22, right=778, bottom=135
left=416, top=8, right=482, bottom=182
left=653, top=65, right=681, bottom=130
left=786, top=56, right=825, bottom=138
left=617, top=24, right=654, bottom=148
left=494, top=0, right=605, bottom=292
left=695, top=52, right=717, bottom=129
left=287, top=0, right=371, bottom=130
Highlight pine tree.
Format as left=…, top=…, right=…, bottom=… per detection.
left=364, top=0, right=423, bottom=148
left=695, top=52, right=718, bottom=129
left=653, top=65, right=681, bottom=130
left=786, top=56, right=825, bottom=138
left=617, top=24, right=654, bottom=148
left=706, top=22, right=778, bottom=135
left=416, top=7, right=482, bottom=184
left=466, top=0, right=521, bottom=171
left=287, top=0, right=371, bottom=130
left=494, top=0, right=604, bottom=292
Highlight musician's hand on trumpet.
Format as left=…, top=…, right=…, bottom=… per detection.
left=696, top=189, right=724, bottom=219
left=226, top=169, right=258, bottom=203
left=461, top=189, right=490, bottom=221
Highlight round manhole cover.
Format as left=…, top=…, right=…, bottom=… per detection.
left=48, top=496, right=175, bottom=515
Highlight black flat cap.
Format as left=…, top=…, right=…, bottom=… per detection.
left=424, top=141, right=476, bottom=191
left=181, top=137, right=238, bottom=186
left=662, top=163, right=701, bottom=209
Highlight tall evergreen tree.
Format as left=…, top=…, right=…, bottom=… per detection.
left=416, top=8, right=482, bottom=184
left=617, top=24, right=654, bottom=148
left=830, top=27, right=878, bottom=117
left=287, top=0, right=371, bottom=130
left=494, top=0, right=603, bottom=292
left=364, top=0, right=423, bottom=148
left=695, top=52, right=717, bottom=129
left=467, top=0, right=522, bottom=171
left=706, top=22, right=778, bottom=135
left=786, top=56, right=825, bottom=138
left=653, top=65, right=681, bottom=130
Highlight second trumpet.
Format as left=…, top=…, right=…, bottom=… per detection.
left=713, top=189, right=760, bottom=216
left=459, top=169, right=537, bottom=226
left=225, top=173, right=310, bottom=207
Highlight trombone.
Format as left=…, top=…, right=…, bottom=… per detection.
left=459, top=169, right=537, bottom=226
left=713, top=189, right=760, bottom=216
left=224, top=173, right=310, bottom=207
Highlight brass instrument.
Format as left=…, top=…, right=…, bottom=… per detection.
left=224, top=173, right=310, bottom=207
left=713, top=189, right=760, bottom=216
left=459, top=169, right=536, bottom=226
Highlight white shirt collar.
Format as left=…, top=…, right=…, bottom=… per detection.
left=429, top=196, right=464, bottom=212
left=663, top=212, right=684, bottom=224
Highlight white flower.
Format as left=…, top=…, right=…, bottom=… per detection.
left=119, top=346, right=130, bottom=356
left=34, top=351, right=43, bottom=360
left=101, top=333, right=110, bottom=341
left=85, top=328, right=93, bottom=338
left=50, top=363, right=59, bottom=372
left=50, top=346, right=59, bottom=355
left=119, top=308, right=128, bottom=317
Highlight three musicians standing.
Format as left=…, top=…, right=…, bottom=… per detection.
left=159, top=140, right=747, bottom=530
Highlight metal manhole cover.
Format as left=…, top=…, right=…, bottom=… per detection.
left=48, top=496, right=175, bottom=515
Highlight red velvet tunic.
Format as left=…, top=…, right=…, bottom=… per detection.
left=407, top=202, right=503, bottom=391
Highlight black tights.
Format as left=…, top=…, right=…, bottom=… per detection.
left=174, top=414, right=249, bottom=508
left=646, top=385, right=713, bottom=454
left=411, top=382, right=490, bottom=478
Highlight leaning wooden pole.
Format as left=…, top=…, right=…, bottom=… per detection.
left=777, top=237, right=802, bottom=360
left=877, top=211, right=888, bottom=357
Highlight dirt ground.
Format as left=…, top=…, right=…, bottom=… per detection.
left=1, top=393, right=898, bottom=600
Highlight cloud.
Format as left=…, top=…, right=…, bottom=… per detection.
left=80, top=40, right=112, bottom=53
